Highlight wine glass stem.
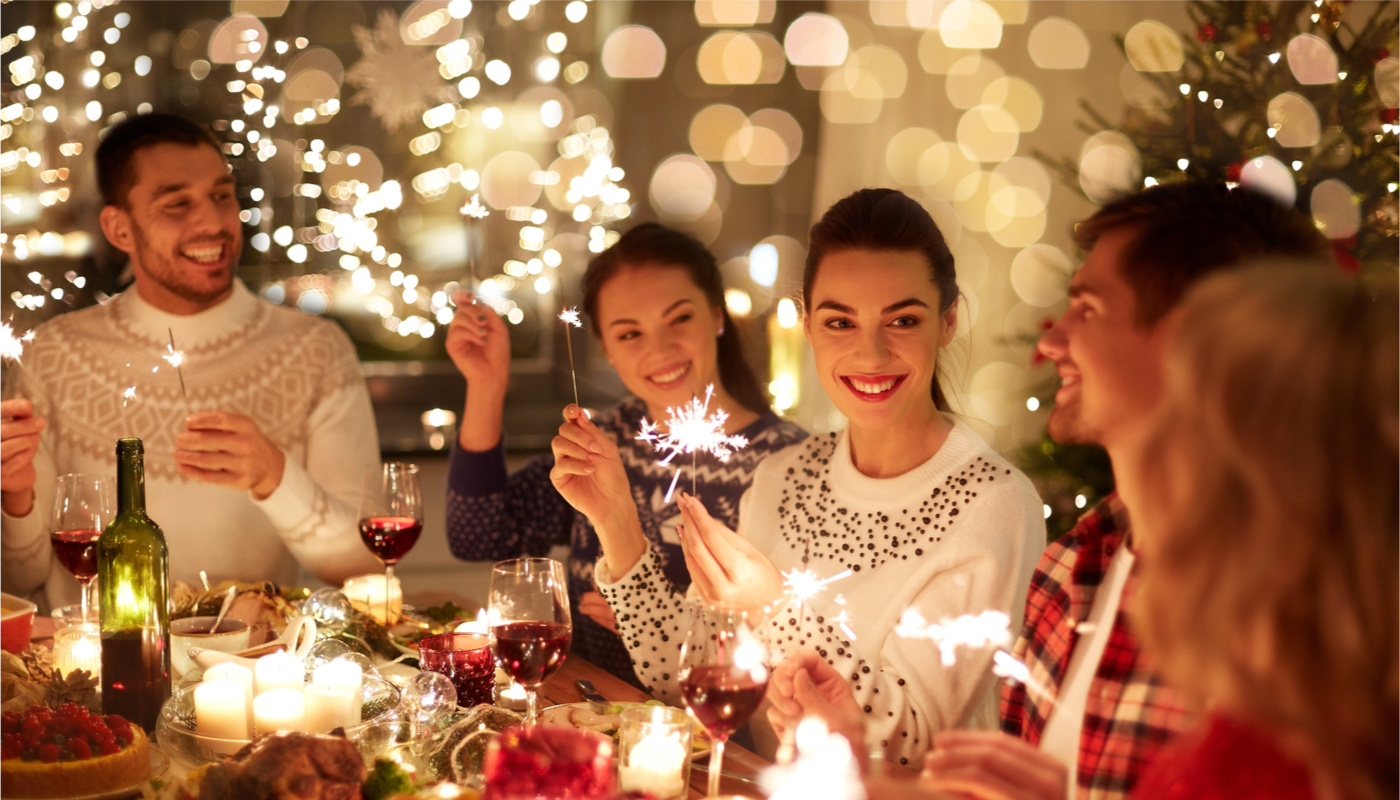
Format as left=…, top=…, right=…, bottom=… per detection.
left=384, top=563, right=395, bottom=626
left=525, top=686, right=539, bottom=726
left=79, top=578, right=91, bottom=624
left=708, top=737, right=727, bottom=798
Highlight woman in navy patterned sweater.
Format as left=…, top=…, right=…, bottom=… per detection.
left=444, top=223, right=806, bottom=686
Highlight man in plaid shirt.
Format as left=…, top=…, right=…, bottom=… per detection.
left=920, top=182, right=1331, bottom=800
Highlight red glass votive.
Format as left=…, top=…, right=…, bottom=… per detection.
left=418, top=632, right=495, bottom=708
left=482, top=725, right=616, bottom=800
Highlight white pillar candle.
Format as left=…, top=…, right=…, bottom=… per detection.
left=253, top=687, right=306, bottom=734
left=303, top=684, right=358, bottom=733
left=312, top=659, right=363, bottom=723
left=255, top=651, right=305, bottom=695
left=203, top=661, right=255, bottom=731
left=194, top=679, right=249, bottom=754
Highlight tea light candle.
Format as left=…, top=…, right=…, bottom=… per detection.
left=203, top=661, right=255, bottom=730
left=312, top=660, right=363, bottom=723
left=255, top=651, right=305, bottom=695
left=253, top=687, right=306, bottom=734
left=303, top=684, right=357, bottom=733
left=52, top=626, right=101, bottom=679
left=194, top=679, right=249, bottom=754
left=618, top=706, right=690, bottom=799
left=341, top=574, right=403, bottom=625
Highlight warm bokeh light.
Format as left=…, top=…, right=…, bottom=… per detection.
left=1078, top=131, right=1141, bottom=204
left=1124, top=20, right=1183, bottom=73
left=1267, top=91, right=1321, bottom=147
left=690, top=104, right=748, bottom=161
left=1287, top=33, right=1339, bottom=85
left=784, top=13, right=848, bottom=67
left=694, top=0, right=775, bottom=27
left=957, top=106, right=1019, bottom=162
left=1027, top=17, right=1089, bottom=70
left=886, top=127, right=941, bottom=186
left=649, top=154, right=717, bottom=221
left=1239, top=155, right=1297, bottom=206
left=208, top=14, right=267, bottom=64
left=982, top=75, right=1042, bottom=132
left=1309, top=179, right=1360, bottom=239
left=601, top=25, right=666, bottom=79
left=946, top=54, right=1004, bottom=109
left=1010, top=244, right=1071, bottom=307
left=940, top=0, right=1003, bottom=50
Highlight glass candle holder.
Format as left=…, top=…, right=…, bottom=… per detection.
left=52, top=624, right=102, bottom=679
left=341, top=573, right=403, bottom=625
left=417, top=632, right=495, bottom=708
left=617, top=705, right=692, bottom=800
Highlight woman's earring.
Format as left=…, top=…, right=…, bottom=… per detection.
left=717, top=325, right=725, bottom=337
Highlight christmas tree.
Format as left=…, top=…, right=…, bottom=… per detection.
left=1028, top=0, right=1398, bottom=538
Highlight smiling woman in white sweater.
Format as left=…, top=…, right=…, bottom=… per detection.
left=549, top=188, right=1044, bottom=768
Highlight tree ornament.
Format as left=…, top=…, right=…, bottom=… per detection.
left=1196, top=21, right=1218, bottom=42
left=1368, top=196, right=1399, bottom=237
left=1382, top=107, right=1399, bottom=125
left=1256, top=18, right=1273, bottom=40
left=346, top=10, right=445, bottom=132
left=1375, top=47, right=1391, bottom=63
left=1226, top=161, right=1243, bottom=182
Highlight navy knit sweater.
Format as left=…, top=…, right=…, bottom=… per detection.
left=446, top=395, right=807, bottom=687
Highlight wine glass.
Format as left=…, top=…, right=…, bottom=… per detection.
left=49, top=473, right=112, bottom=624
left=488, top=558, right=571, bottom=726
left=678, top=600, right=771, bottom=799
left=357, top=463, right=422, bottom=626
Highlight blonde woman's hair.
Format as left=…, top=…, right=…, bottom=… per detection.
left=1132, top=264, right=1398, bottom=800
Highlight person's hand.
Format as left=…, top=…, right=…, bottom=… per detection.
left=175, top=411, right=286, bottom=499
left=578, top=590, right=619, bottom=633
left=920, top=731, right=1067, bottom=800
left=549, top=405, right=647, bottom=577
left=445, top=290, right=510, bottom=396
left=675, top=492, right=785, bottom=613
left=767, top=650, right=866, bottom=755
left=0, top=399, right=45, bottom=517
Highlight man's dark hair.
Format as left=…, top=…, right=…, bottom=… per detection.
left=1073, top=181, right=1333, bottom=327
left=96, top=113, right=221, bottom=208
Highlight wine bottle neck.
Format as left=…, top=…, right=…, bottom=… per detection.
left=115, top=438, right=146, bottom=517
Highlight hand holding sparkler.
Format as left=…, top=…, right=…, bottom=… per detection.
left=920, top=730, right=1068, bottom=800
left=0, top=398, right=46, bottom=517
left=675, top=492, right=785, bottom=614
left=445, top=289, right=511, bottom=451
left=548, top=404, right=647, bottom=577
left=174, top=410, right=287, bottom=500
left=767, top=650, right=868, bottom=763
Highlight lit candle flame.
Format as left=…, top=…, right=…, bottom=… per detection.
left=637, top=384, right=749, bottom=502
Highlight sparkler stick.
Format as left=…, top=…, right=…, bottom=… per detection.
left=461, top=193, right=489, bottom=294
left=164, top=328, right=188, bottom=399
left=636, top=384, right=748, bottom=503
left=558, top=306, right=582, bottom=407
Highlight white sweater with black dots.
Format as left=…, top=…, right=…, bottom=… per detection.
left=596, top=420, right=1045, bottom=768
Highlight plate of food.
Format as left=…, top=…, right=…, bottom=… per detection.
left=1, top=704, right=170, bottom=800
left=540, top=701, right=711, bottom=759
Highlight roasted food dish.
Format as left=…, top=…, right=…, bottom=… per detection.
left=198, top=730, right=366, bottom=800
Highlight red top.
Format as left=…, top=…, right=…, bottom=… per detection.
left=1132, top=712, right=1317, bottom=800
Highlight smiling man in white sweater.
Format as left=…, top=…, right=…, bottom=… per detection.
left=0, top=113, right=381, bottom=610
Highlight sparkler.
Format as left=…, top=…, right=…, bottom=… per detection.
left=460, top=193, right=489, bottom=292
left=165, top=328, right=188, bottom=398
left=895, top=608, right=1049, bottom=700
left=558, top=306, right=581, bottom=407
left=0, top=323, right=34, bottom=401
left=762, top=718, right=865, bottom=800
left=636, top=384, right=749, bottom=502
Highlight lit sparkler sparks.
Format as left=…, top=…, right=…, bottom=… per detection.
left=636, top=384, right=749, bottom=501
left=559, top=306, right=582, bottom=407
left=762, top=718, right=865, bottom=800
left=782, top=567, right=853, bottom=605
left=460, top=193, right=489, bottom=219
left=165, top=328, right=188, bottom=398
left=993, top=650, right=1051, bottom=701
left=895, top=608, right=1012, bottom=665
left=461, top=193, right=489, bottom=293
left=0, top=323, right=33, bottom=363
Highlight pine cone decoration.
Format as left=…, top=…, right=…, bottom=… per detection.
left=43, top=668, right=100, bottom=713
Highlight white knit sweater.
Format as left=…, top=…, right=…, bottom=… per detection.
left=597, top=420, right=1045, bottom=768
left=1, top=281, right=383, bottom=610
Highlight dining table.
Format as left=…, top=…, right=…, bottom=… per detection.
left=23, top=612, right=774, bottom=799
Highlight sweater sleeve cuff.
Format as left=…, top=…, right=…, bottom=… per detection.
left=251, top=455, right=316, bottom=526
left=449, top=439, right=507, bottom=497
left=595, top=548, right=654, bottom=589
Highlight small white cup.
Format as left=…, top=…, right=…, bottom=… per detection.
left=171, top=616, right=251, bottom=680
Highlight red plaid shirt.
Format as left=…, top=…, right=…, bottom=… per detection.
left=1000, top=494, right=1195, bottom=800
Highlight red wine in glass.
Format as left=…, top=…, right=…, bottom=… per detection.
left=492, top=621, right=571, bottom=686
left=357, top=516, right=422, bottom=564
left=679, top=664, right=767, bottom=740
left=51, top=529, right=101, bottom=582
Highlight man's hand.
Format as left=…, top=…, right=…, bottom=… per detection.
left=0, top=399, right=46, bottom=517
left=920, top=731, right=1068, bottom=800
left=578, top=590, right=619, bottom=633
left=767, top=650, right=866, bottom=754
left=675, top=492, right=785, bottom=613
left=175, top=411, right=286, bottom=499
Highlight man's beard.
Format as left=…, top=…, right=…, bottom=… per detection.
left=132, top=223, right=237, bottom=305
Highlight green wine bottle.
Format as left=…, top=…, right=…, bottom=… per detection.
left=98, top=437, right=170, bottom=732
